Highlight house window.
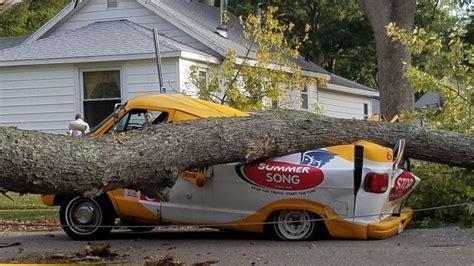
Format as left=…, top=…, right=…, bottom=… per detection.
left=107, top=0, right=118, bottom=8
left=301, top=86, right=309, bottom=110
left=272, top=99, right=279, bottom=109
left=82, top=70, right=122, bottom=128
left=363, top=103, right=369, bottom=120
left=198, top=70, right=208, bottom=88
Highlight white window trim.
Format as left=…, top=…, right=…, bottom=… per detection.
left=79, top=67, right=124, bottom=114
left=301, top=86, right=309, bottom=110
left=363, top=103, right=370, bottom=120
left=198, top=68, right=209, bottom=89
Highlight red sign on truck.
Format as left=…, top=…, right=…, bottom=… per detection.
left=238, top=161, right=324, bottom=191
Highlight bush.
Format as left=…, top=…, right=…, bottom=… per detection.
left=408, top=161, right=473, bottom=228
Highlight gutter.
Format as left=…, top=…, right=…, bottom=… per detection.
left=0, top=51, right=220, bottom=67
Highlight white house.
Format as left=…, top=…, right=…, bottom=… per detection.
left=0, top=0, right=379, bottom=134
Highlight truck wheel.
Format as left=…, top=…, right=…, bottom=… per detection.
left=59, top=196, right=115, bottom=240
left=269, top=210, right=318, bottom=241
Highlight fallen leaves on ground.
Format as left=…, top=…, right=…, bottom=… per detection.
left=144, top=255, right=219, bottom=266
left=0, top=242, right=127, bottom=264
left=0, top=218, right=59, bottom=232
left=144, top=255, right=185, bottom=266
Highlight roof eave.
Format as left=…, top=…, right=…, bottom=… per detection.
left=235, top=57, right=330, bottom=80
left=0, top=50, right=220, bottom=67
left=324, top=83, right=380, bottom=97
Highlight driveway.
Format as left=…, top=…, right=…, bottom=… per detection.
left=0, top=227, right=472, bottom=265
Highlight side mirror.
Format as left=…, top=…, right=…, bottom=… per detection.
left=392, top=139, right=406, bottom=171
left=112, top=103, right=123, bottom=131
left=113, top=102, right=122, bottom=119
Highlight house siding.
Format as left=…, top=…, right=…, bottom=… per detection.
left=282, top=84, right=318, bottom=112
left=318, top=88, right=372, bottom=119
left=49, top=0, right=213, bottom=55
left=125, top=58, right=179, bottom=98
left=0, top=58, right=179, bottom=134
left=0, top=65, right=76, bottom=134
left=178, top=58, right=211, bottom=97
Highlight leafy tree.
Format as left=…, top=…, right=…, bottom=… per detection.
left=188, top=6, right=327, bottom=111
left=228, top=0, right=378, bottom=89
left=0, top=0, right=69, bottom=37
left=387, top=13, right=473, bottom=228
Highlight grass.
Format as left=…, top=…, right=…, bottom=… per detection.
left=0, top=193, right=58, bottom=221
left=0, top=209, right=58, bottom=220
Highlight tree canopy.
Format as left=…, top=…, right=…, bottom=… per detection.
left=0, top=0, right=68, bottom=37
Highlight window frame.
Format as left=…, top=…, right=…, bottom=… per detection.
left=363, top=103, right=369, bottom=120
left=301, top=86, right=309, bottom=110
left=198, top=69, right=209, bottom=89
left=79, top=67, right=124, bottom=126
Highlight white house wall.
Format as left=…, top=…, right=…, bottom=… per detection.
left=282, top=84, right=318, bottom=112
left=125, top=58, right=179, bottom=98
left=49, top=0, right=214, bottom=55
left=318, top=88, right=372, bottom=119
left=0, top=58, right=178, bottom=134
left=0, top=65, right=76, bottom=134
left=178, top=58, right=211, bottom=97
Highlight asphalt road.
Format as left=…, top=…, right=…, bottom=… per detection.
left=0, top=227, right=473, bottom=265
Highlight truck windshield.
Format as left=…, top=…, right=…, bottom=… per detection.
left=86, top=101, right=128, bottom=135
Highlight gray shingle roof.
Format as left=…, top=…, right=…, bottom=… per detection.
left=329, top=73, right=377, bottom=92
left=160, top=0, right=329, bottom=74
left=161, top=0, right=249, bottom=55
left=0, top=36, right=28, bottom=50
left=0, top=20, right=210, bottom=63
left=415, top=92, right=442, bottom=108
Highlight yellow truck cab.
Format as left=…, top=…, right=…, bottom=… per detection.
left=89, top=93, right=248, bottom=136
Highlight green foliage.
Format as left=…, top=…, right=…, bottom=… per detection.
left=387, top=23, right=473, bottom=134
left=388, top=8, right=473, bottom=228
left=409, top=162, right=473, bottom=228
left=188, top=6, right=326, bottom=111
left=0, top=0, right=69, bottom=37
left=228, top=0, right=377, bottom=88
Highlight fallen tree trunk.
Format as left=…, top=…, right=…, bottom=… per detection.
left=0, top=110, right=472, bottom=197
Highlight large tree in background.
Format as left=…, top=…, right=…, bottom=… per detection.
left=229, top=0, right=418, bottom=118
left=0, top=0, right=68, bottom=37
left=228, top=0, right=378, bottom=88
left=357, top=0, right=416, bottom=119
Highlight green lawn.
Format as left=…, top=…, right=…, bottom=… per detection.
left=0, top=193, right=58, bottom=221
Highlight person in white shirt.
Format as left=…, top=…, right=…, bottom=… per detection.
left=68, top=113, right=90, bottom=137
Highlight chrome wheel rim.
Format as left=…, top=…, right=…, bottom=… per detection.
left=276, top=210, right=313, bottom=240
left=65, top=197, right=102, bottom=235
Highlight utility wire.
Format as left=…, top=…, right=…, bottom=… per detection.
left=0, top=202, right=471, bottom=229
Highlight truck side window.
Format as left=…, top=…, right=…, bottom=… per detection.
left=114, top=109, right=168, bottom=132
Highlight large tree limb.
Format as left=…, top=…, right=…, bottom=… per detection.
left=0, top=110, right=472, bottom=197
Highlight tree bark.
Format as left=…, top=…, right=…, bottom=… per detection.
left=357, top=0, right=416, bottom=120
left=0, top=110, right=472, bottom=198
